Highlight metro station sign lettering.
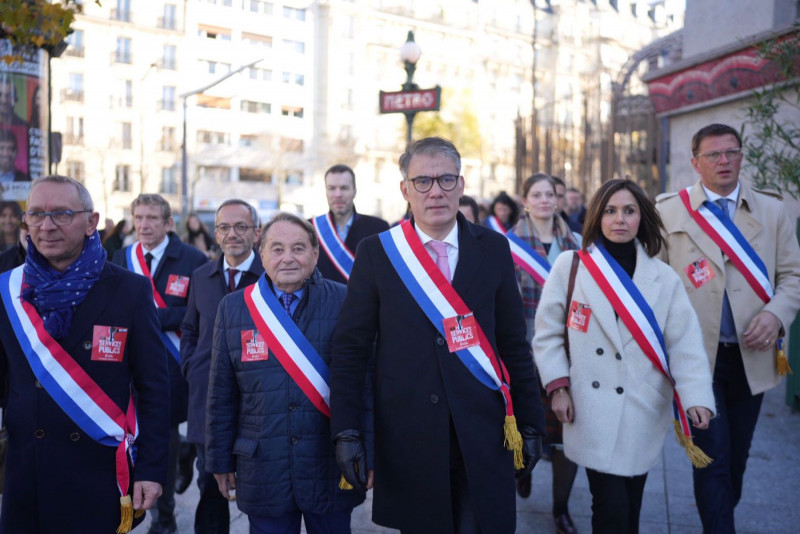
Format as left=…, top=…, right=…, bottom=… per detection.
left=379, top=86, right=441, bottom=114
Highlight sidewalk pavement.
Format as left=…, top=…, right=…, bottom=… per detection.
left=139, top=384, right=800, bottom=533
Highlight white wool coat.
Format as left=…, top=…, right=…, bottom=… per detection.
left=533, top=242, right=715, bottom=476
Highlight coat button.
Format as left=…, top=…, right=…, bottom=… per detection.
left=430, top=394, right=439, bottom=404
left=70, top=432, right=80, bottom=442
left=291, top=436, right=299, bottom=445
left=34, top=380, right=43, bottom=389
left=596, top=348, right=604, bottom=355
left=436, top=337, right=445, bottom=346
left=592, top=381, right=599, bottom=389
left=34, top=429, right=46, bottom=439
left=288, top=403, right=297, bottom=412
left=615, top=353, right=622, bottom=360
left=616, top=387, right=624, bottom=394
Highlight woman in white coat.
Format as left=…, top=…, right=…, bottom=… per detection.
left=533, top=179, right=715, bottom=534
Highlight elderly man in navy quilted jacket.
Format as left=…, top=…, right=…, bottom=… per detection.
left=206, top=212, right=371, bottom=534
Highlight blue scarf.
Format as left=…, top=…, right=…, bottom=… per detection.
left=21, top=230, right=107, bottom=339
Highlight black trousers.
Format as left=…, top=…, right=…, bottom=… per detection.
left=585, top=468, right=647, bottom=534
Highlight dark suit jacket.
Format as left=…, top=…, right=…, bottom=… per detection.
left=0, top=262, right=170, bottom=532
left=0, top=241, right=25, bottom=273
left=112, top=232, right=208, bottom=425
left=330, top=213, right=544, bottom=534
left=180, top=252, right=263, bottom=445
left=314, top=211, right=389, bottom=284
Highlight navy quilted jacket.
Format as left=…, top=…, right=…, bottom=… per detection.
left=205, top=269, right=369, bottom=516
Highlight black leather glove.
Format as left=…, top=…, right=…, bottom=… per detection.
left=516, top=426, right=542, bottom=479
left=334, top=429, right=367, bottom=492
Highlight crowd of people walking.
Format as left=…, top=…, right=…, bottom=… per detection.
left=0, top=122, right=798, bottom=534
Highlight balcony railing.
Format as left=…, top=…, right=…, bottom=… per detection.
left=110, top=9, right=132, bottom=22
left=158, top=17, right=177, bottom=30
left=60, top=89, right=84, bottom=103
left=64, top=47, right=85, bottom=58
left=111, top=51, right=133, bottom=64
left=63, top=133, right=84, bottom=145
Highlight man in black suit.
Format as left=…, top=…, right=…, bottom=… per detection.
left=313, top=164, right=389, bottom=283
left=330, top=137, right=545, bottom=534
left=112, top=194, right=208, bottom=534
left=180, top=199, right=263, bottom=534
left=0, top=175, right=169, bottom=532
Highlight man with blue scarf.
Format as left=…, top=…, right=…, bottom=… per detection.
left=0, top=175, right=171, bottom=533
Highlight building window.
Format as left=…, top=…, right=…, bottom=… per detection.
left=198, top=165, right=231, bottom=182
left=114, top=164, right=131, bottom=191
left=207, top=61, right=231, bottom=75
left=281, top=72, right=304, bottom=86
left=121, top=122, right=132, bottom=149
left=160, top=3, right=176, bottom=29
left=162, top=45, right=176, bottom=70
left=280, top=106, right=303, bottom=118
left=123, top=79, right=133, bottom=107
left=249, top=0, right=273, bottom=14
left=198, top=25, right=232, bottom=40
left=66, top=30, right=84, bottom=57
left=65, top=116, right=84, bottom=144
left=282, top=7, right=306, bottom=21
left=115, top=37, right=132, bottom=63
left=242, top=32, right=272, bottom=47
left=197, top=130, right=229, bottom=144
left=239, top=134, right=257, bottom=146
left=113, top=0, right=131, bottom=22
left=66, top=160, right=85, bottom=182
left=63, top=73, right=84, bottom=102
left=249, top=67, right=272, bottom=81
left=282, top=39, right=305, bottom=54
left=161, top=126, right=176, bottom=151
left=161, top=86, right=176, bottom=111
left=161, top=167, right=178, bottom=194
left=240, top=100, right=271, bottom=114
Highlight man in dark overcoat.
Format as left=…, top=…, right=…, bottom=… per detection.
left=330, top=137, right=545, bottom=534
left=0, top=175, right=170, bottom=532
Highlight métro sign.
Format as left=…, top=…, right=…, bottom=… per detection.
left=379, top=86, right=441, bottom=114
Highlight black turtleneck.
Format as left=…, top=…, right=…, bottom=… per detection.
left=602, top=237, right=636, bottom=278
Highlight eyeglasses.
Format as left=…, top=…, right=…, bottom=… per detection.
left=406, top=174, right=460, bottom=193
left=695, top=148, right=743, bottom=163
left=215, top=223, right=257, bottom=235
left=23, top=210, right=91, bottom=227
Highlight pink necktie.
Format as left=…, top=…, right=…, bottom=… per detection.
left=428, top=240, right=451, bottom=282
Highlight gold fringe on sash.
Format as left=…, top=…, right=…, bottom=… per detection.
left=673, top=420, right=713, bottom=468
left=777, top=345, right=792, bottom=376
left=338, top=475, right=354, bottom=490
left=503, top=415, right=524, bottom=470
left=117, top=495, right=134, bottom=534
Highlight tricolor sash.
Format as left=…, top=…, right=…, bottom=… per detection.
left=312, top=214, right=354, bottom=281
left=379, top=220, right=524, bottom=467
left=125, top=242, right=181, bottom=363
left=486, top=215, right=550, bottom=285
left=679, top=187, right=772, bottom=303
left=243, top=276, right=331, bottom=417
left=679, top=187, right=790, bottom=374
left=577, top=244, right=712, bottom=467
left=0, top=266, right=142, bottom=532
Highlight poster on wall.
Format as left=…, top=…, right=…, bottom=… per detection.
left=0, top=39, right=49, bottom=205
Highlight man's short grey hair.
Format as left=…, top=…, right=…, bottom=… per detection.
left=131, top=194, right=171, bottom=221
left=398, top=137, right=461, bottom=179
left=258, top=212, right=319, bottom=250
left=216, top=199, right=259, bottom=228
left=29, top=175, right=94, bottom=211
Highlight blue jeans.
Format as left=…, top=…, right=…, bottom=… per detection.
left=692, top=343, right=763, bottom=534
left=248, top=510, right=351, bottom=534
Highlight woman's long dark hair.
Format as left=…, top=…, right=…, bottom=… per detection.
left=582, top=179, right=666, bottom=257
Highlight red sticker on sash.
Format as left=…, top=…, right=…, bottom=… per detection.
left=684, top=257, right=715, bottom=289
left=241, top=330, right=269, bottom=362
left=91, top=325, right=128, bottom=362
left=165, top=274, right=190, bottom=297
left=442, top=313, right=480, bottom=352
left=567, top=302, right=591, bottom=333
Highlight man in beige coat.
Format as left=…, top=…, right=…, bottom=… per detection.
left=656, top=123, right=800, bottom=533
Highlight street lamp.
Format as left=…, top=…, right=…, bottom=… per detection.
left=399, top=31, right=422, bottom=145
left=179, top=58, right=262, bottom=223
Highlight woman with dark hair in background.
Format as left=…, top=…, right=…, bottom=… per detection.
left=512, top=173, right=581, bottom=534
left=102, top=219, right=130, bottom=258
left=183, top=212, right=217, bottom=259
left=458, top=195, right=480, bottom=224
left=0, top=201, right=22, bottom=252
left=533, top=179, right=715, bottom=534
left=485, top=190, right=520, bottom=230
